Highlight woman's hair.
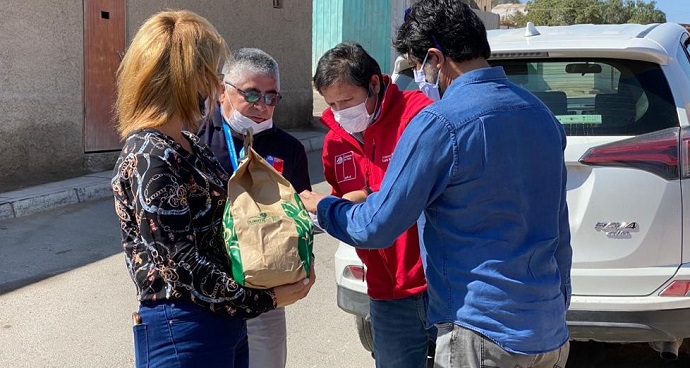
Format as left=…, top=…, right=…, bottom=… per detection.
left=312, top=42, right=383, bottom=98
left=115, top=10, right=227, bottom=139
left=222, top=48, right=280, bottom=89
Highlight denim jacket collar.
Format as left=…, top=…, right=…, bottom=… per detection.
left=445, top=66, right=507, bottom=98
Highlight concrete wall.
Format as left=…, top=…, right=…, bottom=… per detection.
left=128, top=1, right=313, bottom=131
left=0, top=0, right=85, bottom=191
left=0, top=0, right=313, bottom=192
left=473, top=0, right=492, bottom=12
left=476, top=9, right=501, bottom=30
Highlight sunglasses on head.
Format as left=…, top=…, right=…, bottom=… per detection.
left=224, top=82, right=282, bottom=106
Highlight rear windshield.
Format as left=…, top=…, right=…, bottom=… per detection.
left=488, top=58, right=679, bottom=136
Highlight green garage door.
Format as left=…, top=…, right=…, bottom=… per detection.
left=313, top=0, right=392, bottom=74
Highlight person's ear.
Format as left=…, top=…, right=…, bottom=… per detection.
left=428, top=48, right=444, bottom=70
left=369, top=75, right=380, bottom=95
left=219, top=84, right=229, bottom=103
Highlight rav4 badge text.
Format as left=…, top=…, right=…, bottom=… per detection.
left=594, top=222, right=639, bottom=239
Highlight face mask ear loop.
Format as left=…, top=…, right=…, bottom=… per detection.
left=365, top=86, right=380, bottom=121
left=368, top=94, right=379, bottom=123
left=419, top=50, right=431, bottom=72
left=227, top=97, right=237, bottom=115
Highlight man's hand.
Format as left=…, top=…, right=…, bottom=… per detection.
left=342, top=189, right=368, bottom=204
left=299, top=190, right=326, bottom=213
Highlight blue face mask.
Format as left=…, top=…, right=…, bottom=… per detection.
left=413, top=51, right=441, bottom=101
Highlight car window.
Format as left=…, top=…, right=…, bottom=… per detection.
left=489, top=58, right=679, bottom=136
left=678, top=33, right=690, bottom=80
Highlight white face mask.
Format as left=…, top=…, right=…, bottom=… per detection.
left=223, top=106, right=273, bottom=135
left=332, top=95, right=373, bottom=133
left=413, top=51, right=441, bottom=102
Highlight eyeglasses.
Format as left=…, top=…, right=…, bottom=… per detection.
left=224, top=82, right=282, bottom=106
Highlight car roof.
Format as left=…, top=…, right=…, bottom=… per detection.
left=487, top=23, right=687, bottom=64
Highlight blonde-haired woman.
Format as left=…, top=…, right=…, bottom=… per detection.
left=112, top=10, right=310, bottom=368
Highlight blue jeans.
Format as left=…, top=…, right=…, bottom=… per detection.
left=369, top=292, right=437, bottom=368
left=133, top=300, right=249, bottom=368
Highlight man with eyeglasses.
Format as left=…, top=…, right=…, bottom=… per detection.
left=198, top=47, right=313, bottom=368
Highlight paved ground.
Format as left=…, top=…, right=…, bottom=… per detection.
left=2, top=180, right=689, bottom=367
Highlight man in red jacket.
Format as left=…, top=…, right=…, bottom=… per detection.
left=313, top=42, right=435, bottom=368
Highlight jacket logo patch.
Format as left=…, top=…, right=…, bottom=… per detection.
left=381, top=154, right=392, bottom=163
left=335, top=151, right=356, bottom=183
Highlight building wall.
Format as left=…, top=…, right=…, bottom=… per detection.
left=0, top=0, right=85, bottom=191
left=0, top=0, right=313, bottom=191
left=476, top=9, right=501, bottom=30
left=468, top=0, right=492, bottom=12
left=312, top=0, right=392, bottom=75
left=390, top=0, right=418, bottom=73
left=342, top=0, right=392, bottom=73
left=313, top=0, right=344, bottom=73
left=128, top=1, right=313, bottom=131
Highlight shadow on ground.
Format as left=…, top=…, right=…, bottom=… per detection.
left=0, top=150, right=327, bottom=296
left=0, top=198, right=121, bottom=295
left=567, top=340, right=690, bottom=367
left=308, top=149, right=326, bottom=186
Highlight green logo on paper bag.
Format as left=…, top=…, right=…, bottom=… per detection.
left=281, top=193, right=314, bottom=277
left=247, top=212, right=281, bottom=226
left=222, top=201, right=244, bottom=285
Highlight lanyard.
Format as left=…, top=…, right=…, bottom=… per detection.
left=221, top=117, right=245, bottom=172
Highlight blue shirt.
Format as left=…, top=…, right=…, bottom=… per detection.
left=317, top=66, right=572, bottom=354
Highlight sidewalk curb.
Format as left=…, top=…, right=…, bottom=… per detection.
left=0, top=172, right=113, bottom=220
left=0, top=129, right=325, bottom=221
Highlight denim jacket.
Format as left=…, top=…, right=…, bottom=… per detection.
left=317, top=66, right=572, bottom=354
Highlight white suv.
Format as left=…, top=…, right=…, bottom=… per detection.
left=334, top=22, right=690, bottom=360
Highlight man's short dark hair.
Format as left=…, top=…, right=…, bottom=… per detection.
left=312, top=42, right=383, bottom=96
left=394, top=0, right=491, bottom=63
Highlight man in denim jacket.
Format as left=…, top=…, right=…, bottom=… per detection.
left=300, top=1, right=572, bottom=367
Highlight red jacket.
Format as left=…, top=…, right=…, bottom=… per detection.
left=320, top=76, right=432, bottom=300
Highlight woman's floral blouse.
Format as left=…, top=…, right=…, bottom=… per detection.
left=112, top=129, right=275, bottom=318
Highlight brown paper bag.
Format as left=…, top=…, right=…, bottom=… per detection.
left=222, top=144, right=313, bottom=289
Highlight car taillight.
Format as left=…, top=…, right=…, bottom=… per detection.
left=343, top=265, right=366, bottom=282
left=578, top=127, right=690, bottom=180
left=659, top=281, right=690, bottom=296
